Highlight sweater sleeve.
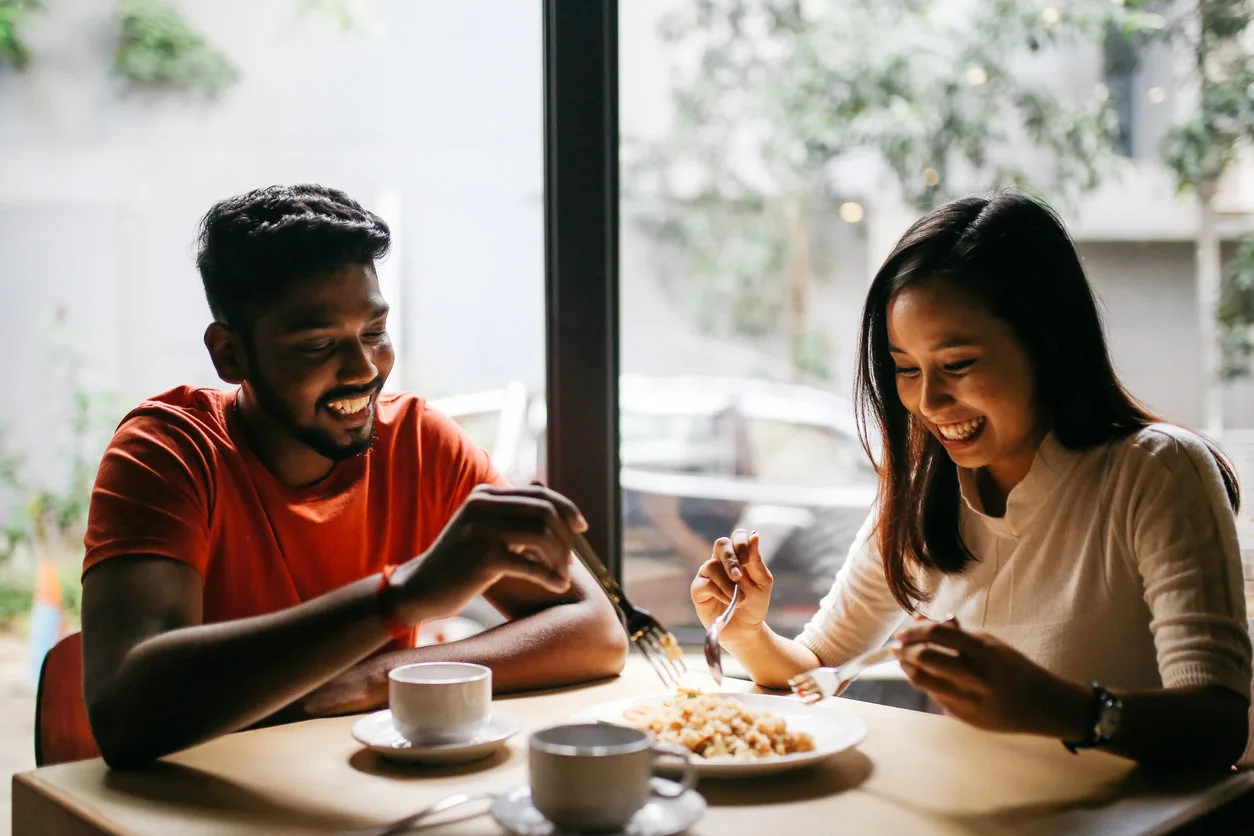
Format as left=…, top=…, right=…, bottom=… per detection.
left=1120, top=427, right=1251, bottom=699
left=795, top=509, right=908, bottom=666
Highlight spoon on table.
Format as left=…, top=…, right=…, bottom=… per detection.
left=341, top=791, right=494, bottom=836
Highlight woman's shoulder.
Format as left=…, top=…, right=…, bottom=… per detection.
left=1115, top=423, right=1215, bottom=463
left=1100, top=423, right=1229, bottom=491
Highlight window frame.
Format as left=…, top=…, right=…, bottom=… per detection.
left=543, top=0, right=623, bottom=579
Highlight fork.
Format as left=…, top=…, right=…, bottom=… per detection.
left=787, top=642, right=901, bottom=704
left=340, top=791, right=494, bottom=836
left=703, top=584, right=739, bottom=686
left=571, top=531, right=687, bottom=689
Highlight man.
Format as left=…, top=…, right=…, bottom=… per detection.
left=81, top=184, right=628, bottom=768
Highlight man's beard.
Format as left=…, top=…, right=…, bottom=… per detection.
left=249, top=370, right=380, bottom=462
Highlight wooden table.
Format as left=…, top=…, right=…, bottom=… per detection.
left=13, top=657, right=1254, bottom=835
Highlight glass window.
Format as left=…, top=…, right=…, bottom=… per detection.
left=618, top=0, right=1254, bottom=642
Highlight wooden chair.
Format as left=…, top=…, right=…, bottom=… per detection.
left=34, top=632, right=100, bottom=766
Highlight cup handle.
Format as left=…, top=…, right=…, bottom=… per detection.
left=649, top=743, right=696, bottom=798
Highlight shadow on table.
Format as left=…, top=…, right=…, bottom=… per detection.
left=698, top=749, right=874, bottom=807
left=102, top=762, right=374, bottom=831
left=346, top=744, right=515, bottom=780
left=860, top=764, right=1254, bottom=836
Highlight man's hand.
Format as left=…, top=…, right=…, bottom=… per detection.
left=389, top=484, right=588, bottom=627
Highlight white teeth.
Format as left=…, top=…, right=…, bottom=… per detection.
left=938, top=417, right=984, bottom=440
left=326, top=396, right=371, bottom=415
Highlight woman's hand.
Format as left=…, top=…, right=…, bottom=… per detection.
left=893, top=618, right=1091, bottom=739
left=690, top=529, right=774, bottom=647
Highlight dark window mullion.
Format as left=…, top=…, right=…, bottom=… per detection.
left=543, top=0, right=621, bottom=579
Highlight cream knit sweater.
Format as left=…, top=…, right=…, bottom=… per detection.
left=797, top=425, right=1252, bottom=700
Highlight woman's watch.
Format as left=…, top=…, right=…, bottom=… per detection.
left=1063, top=682, right=1123, bottom=754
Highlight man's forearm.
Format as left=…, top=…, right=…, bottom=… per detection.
left=302, top=598, right=628, bottom=716
left=89, top=574, right=398, bottom=767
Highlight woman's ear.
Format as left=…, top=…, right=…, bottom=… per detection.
left=204, top=323, right=247, bottom=385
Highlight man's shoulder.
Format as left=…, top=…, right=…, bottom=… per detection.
left=374, top=391, right=429, bottom=424
left=371, top=391, right=495, bottom=474
left=113, top=386, right=236, bottom=452
left=373, top=392, right=459, bottom=440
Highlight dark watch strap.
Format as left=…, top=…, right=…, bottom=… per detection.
left=1063, top=682, right=1121, bottom=754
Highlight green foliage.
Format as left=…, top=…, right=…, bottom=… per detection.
left=0, top=0, right=39, bottom=70
left=1158, top=0, right=1254, bottom=196
left=0, top=318, right=121, bottom=567
left=0, top=581, right=32, bottom=626
left=114, top=0, right=238, bottom=95
left=297, top=0, right=381, bottom=35
left=631, top=0, right=1156, bottom=379
left=1219, top=234, right=1254, bottom=377
left=0, top=563, right=85, bottom=630
left=790, top=326, right=832, bottom=383
left=1144, top=0, right=1254, bottom=379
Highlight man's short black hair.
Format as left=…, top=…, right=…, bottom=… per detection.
left=195, top=184, right=391, bottom=329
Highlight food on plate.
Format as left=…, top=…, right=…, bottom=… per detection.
left=622, top=689, right=815, bottom=760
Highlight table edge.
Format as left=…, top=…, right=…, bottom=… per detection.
left=1145, top=768, right=1254, bottom=836
left=13, top=770, right=128, bottom=836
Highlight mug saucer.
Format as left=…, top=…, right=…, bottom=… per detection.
left=490, top=783, right=706, bottom=836
left=351, top=709, right=523, bottom=764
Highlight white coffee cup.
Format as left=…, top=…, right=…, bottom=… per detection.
left=387, top=662, right=491, bottom=746
left=528, top=723, right=696, bottom=832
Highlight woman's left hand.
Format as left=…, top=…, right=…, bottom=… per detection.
left=893, top=618, right=1091, bottom=739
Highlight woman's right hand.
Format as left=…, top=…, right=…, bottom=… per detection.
left=690, top=529, right=773, bottom=647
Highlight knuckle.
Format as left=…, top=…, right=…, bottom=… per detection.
left=541, top=503, right=564, bottom=529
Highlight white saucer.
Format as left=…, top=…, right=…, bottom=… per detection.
left=351, top=709, right=522, bottom=764
left=490, top=783, right=706, bottom=836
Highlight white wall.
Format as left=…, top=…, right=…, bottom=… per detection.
left=0, top=0, right=550, bottom=487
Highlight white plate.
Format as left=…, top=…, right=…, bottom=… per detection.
left=351, top=709, right=523, bottom=764
left=569, top=692, right=866, bottom=778
left=491, top=783, right=705, bottom=836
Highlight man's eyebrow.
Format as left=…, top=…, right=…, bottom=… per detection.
left=282, top=313, right=334, bottom=333
left=281, top=303, right=390, bottom=333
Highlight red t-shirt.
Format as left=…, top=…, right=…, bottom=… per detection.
left=83, top=386, right=501, bottom=632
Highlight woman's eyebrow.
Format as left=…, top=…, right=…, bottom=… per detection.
left=889, top=337, right=979, bottom=353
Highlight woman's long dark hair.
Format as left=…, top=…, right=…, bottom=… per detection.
left=855, top=191, right=1240, bottom=612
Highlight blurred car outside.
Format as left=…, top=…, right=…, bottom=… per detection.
left=426, top=374, right=878, bottom=640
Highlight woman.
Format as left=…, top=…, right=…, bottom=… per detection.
left=692, top=191, right=1252, bottom=767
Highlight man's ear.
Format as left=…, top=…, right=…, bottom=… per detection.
left=204, top=323, right=247, bottom=385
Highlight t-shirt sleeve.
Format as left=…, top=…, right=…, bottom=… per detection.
left=418, top=405, right=508, bottom=527
left=796, top=508, right=908, bottom=666
left=82, top=411, right=213, bottom=578
left=1121, top=429, right=1252, bottom=699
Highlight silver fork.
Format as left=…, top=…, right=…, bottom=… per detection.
left=571, top=532, right=687, bottom=688
left=787, top=642, right=901, bottom=704
left=340, top=791, right=494, bottom=836
left=703, top=584, right=739, bottom=686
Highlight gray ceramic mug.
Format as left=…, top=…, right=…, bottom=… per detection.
left=528, top=723, right=696, bottom=832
